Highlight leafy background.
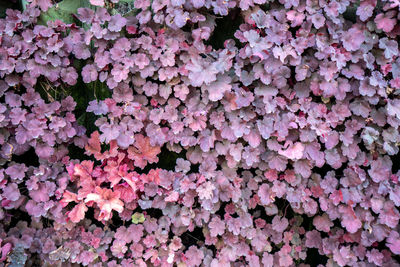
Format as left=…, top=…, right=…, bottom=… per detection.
left=2, top=1, right=398, bottom=266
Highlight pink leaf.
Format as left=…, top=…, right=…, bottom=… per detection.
left=0, top=242, right=11, bottom=262
left=68, top=202, right=88, bottom=223
left=127, top=134, right=161, bottom=169
left=165, top=191, right=179, bottom=202
left=90, top=0, right=105, bottom=6
left=375, top=12, right=396, bottom=33
left=278, top=142, right=304, bottom=160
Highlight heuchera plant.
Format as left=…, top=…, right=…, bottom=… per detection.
left=0, top=0, right=400, bottom=266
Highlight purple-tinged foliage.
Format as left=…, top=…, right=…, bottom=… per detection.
left=0, top=0, right=400, bottom=266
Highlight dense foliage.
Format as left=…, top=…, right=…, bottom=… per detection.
left=1, top=0, right=400, bottom=266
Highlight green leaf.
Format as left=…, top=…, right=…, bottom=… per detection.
left=115, top=1, right=138, bottom=16
left=21, top=0, right=29, bottom=11
left=38, top=0, right=90, bottom=25
left=131, top=212, right=145, bottom=224
left=77, top=113, right=87, bottom=126
left=110, top=8, right=118, bottom=15
left=86, top=80, right=112, bottom=101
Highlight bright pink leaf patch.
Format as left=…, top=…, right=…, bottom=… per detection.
left=68, top=202, right=88, bottom=223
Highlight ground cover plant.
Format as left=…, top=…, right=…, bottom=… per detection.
left=0, top=0, right=400, bottom=266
